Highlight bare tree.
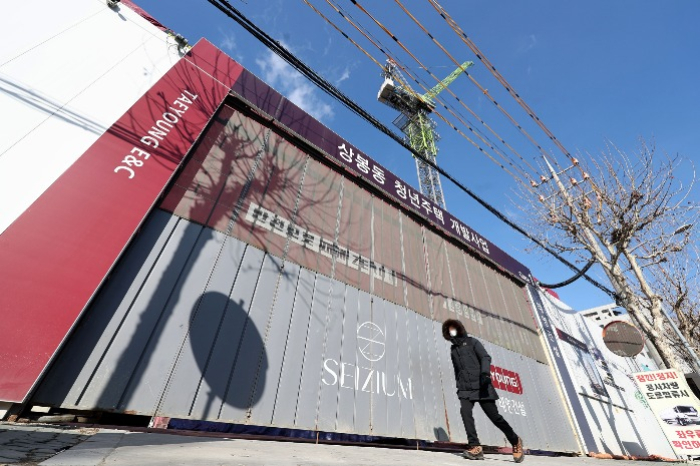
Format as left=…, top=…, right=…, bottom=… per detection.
left=648, top=243, right=700, bottom=369
left=523, top=140, right=700, bottom=370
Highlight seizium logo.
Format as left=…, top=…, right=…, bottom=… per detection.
left=357, top=321, right=385, bottom=362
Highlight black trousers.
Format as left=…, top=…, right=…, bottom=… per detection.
left=460, top=398, right=519, bottom=447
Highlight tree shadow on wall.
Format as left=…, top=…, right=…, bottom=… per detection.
left=32, top=53, right=343, bottom=425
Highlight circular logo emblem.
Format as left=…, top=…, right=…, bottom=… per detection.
left=357, top=321, right=385, bottom=362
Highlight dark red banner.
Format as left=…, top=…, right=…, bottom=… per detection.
left=0, top=40, right=242, bottom=402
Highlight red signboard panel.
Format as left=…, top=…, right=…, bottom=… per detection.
left=0, top=40, right=243, bottom=402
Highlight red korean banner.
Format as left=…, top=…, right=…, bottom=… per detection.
left=633, top=369, right=700, bottom=458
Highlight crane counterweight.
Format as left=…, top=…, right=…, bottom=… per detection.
left=377, top=60, right=473, bottom=208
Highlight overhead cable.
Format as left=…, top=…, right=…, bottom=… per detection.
left=351, top=0, right=550, bottom=172
left=311, top=0, right=537, bottom=184
left=426, top=0, right=580, bottom=167
left=537, top=259, right=595, bottom=289
left=203, top=0, right=616, bottom=298
left=324, top=0, right=531, bottom=178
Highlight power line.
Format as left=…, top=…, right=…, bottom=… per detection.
left=426, top=0, right=580, bottom=170
left=312, top=0, right=537, bottom=183
left=322, top=0, right=537, bottom=179
left=351, top=0, right=551, bottom=173
left=347, top=0, right=542, bottom=181
left=202, top=0, right=616, bottom=297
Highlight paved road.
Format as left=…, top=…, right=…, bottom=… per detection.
left=0, top=423, right=689, bottom=466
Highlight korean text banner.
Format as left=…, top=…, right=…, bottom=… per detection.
left=634, top=369, right=700, bottom=458
left=230, top=69, right=533, bottom=284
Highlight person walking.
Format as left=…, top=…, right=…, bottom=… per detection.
left=442, top=318, right=524, bottom=462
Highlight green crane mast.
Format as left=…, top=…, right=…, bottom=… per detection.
left=377, top=59, right=473, bottom=208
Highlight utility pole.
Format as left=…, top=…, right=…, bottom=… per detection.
left=377, top=60, right=473, bottom=208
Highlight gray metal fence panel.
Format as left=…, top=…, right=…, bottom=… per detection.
left=382, top=300, right=403, bottom=438
left=394, top=304, right=416, bottom=440
left=77, top=219, right=203, bottom=410
left=334, top=285, right=359, bottom=434
left=219, top=253, right=282, bottom=422
left=353, top=290, right=373, bottom=435
left=155, top=233, right=248, bottom=418
left=315, top=279, right=346, bottom=432
left=248, top=261, right=301, bottom=426
left=294, top=273, right=332, bottom=429
left=270, top=267, right=316, bottom=428
left=188, top=244, right=265, bottom=420
left=369, top=296, right=389, bottom=435
left=123, top=229, right=239, bottom=414
left=414, top=311, right=440, bottom=438
left=31, top=210, right=179, bottom=407
left=404, top=308, right=430, bottom=440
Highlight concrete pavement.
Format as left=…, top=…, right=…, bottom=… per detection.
left=0, top=423, right=95, bottom=465
left=0, top=423, right=689, bottom=466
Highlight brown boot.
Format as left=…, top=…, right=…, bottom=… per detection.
left=463, top=445, right=484, bottom=460
left=512, top=437, right=524, bottom=463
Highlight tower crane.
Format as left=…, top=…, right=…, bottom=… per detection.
left=377, top=60, right=473, bottom=209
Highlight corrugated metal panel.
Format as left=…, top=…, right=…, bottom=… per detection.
left=218, top=252, right=281, bottom=422
left=295, top=273, right=332, bottom=429
left=78, top=219, right=205, bottom=411
left=334, top=285, right=360, bottom=433
left=353, top=290, right=374, bottom=434
left=31, top=210, right=180, bottom=407
left=270, top=268, right=316, bottom=428
left=404, top=308, right=431, bottom=440
left=369, top=296, right=389, bottom=436
left=186, top=244, right=264, bottom=420
left=34, top=216, right=578, bottom=450
left=316, top=279, right=347, bottom=432
left=247, top=261, right=301, bottom=426
left=393, top=303, right=417, bottom=439
left=155, top=234, right=248, bottom=418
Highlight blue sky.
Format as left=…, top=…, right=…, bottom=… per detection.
left=134, top=0, right=700, bottom=311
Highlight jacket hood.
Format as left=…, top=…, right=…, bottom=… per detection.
left=442, top=319, right=467, bottom=341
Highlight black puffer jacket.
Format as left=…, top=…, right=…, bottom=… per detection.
left=442, top=319, right=498, bottom=401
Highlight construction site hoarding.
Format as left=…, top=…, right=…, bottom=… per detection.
left=0, top=0, right=532, bottom=404
left=230, top=70, right=533, bottom=285
left=35, top=92, right=575, bottom=450
left=33, top=210, right=577, bottom=450
left=7, top=0, right=578, bottom=452
left=158, top=102, right=545, bottom=363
